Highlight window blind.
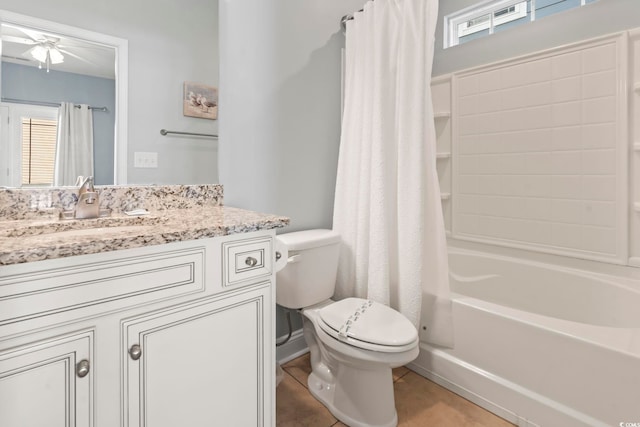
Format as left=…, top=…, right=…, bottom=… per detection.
left=21, top=118, right=57, bottom=185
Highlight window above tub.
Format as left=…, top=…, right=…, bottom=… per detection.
left=444, top=0, right=599, bottom=49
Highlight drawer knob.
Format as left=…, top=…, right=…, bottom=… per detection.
left=129, top=344, right=142, bottom=361
left=245, top=256, right=258, bottom=267
left=76, top=359, right=90, bottom=378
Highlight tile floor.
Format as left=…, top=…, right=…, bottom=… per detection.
left=276, top=353, right=515, bottom=427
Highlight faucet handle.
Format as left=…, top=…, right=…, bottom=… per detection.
left=78, top=176, right=95, bottom=195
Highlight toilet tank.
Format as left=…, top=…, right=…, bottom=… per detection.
left=276, top=229, right=341, bottom=309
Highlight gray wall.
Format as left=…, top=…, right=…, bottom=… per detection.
left=219, top=0, right=367, bottom=231
left=2, top=62, right=116, bottom=185
left=0, top=0, right=219, bottom=185
left=219, top=0, right=367, bottom=337
left=434, top=0, right=640, bottom=76
left=220, top=0, right=640, bottom=341
left=217, top=0, right=640, bottom=241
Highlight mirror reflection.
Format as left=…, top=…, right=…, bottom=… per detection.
left=0, top=15, right=125, bottom=187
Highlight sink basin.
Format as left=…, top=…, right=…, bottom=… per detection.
left=1, top=214, right=167, bottom=238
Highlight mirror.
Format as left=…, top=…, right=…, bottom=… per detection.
left=0, top=10, right=127, bottom=187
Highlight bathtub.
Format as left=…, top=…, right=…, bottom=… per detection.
left=409, top=246, right=640, bottom=427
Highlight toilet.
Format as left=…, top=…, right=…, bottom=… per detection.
left=276, top=229, right=420, bottom=427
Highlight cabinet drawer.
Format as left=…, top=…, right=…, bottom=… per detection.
left=223, top=237, right=272, bottom=287
left=0, top=247, right=205, bottom=326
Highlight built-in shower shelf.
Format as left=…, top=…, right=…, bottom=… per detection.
left=634, top=142, right=640, bottom=152
left=633, top=202, right=640, bottom=212
left=634, top=83, right=640, bottom=93
left=434, top=112, right=451, bottom=120
left=441, top=193, right=451, bottom=200
left=436, top=152, right=451, bottom=160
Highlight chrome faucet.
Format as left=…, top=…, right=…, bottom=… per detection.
left=75, top=176, right=100, bottom=219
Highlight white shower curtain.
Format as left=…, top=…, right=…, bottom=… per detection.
left=333, top=0, right=454, bottom=347
left=54, top=102, right=94, bottom=186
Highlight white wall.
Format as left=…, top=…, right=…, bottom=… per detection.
left=434, top=0, right=640, bottom=76
left=0, top=0, right=219, bottom=185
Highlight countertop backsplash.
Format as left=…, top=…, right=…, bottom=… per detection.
left=0, top=184, right=224, bottom=221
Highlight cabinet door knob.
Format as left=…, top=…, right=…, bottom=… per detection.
left=245, top=256, right=258, bottom=267
left=76, top=359, right=90, bottom=378
left=275, top=251, right=282, bottom=261
left=129, top=344, right=142, bottom=361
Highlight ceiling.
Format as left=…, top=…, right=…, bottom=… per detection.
left=0, top=23, right=115, bottom=80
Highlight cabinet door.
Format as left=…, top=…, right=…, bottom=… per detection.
left=0, top=330, right=93, bottom=427
left=123, top=285, right=270, bottom=427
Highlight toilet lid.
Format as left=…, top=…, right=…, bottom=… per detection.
left=318, top=298, right=418, bottom=353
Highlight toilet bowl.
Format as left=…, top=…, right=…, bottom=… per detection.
left=276, top=229, right=419, bottom=427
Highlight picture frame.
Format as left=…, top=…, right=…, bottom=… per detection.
left=183, top=82, right=218, bottom=120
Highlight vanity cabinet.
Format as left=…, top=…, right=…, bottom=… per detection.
left=123, top=285, right=268, bottom=427
left=0, top=230, right=275, bottom=427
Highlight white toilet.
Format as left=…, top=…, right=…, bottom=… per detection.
left=276, top=229, right=420, bottom=427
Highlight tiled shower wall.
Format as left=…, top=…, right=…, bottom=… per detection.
left=447, top=33, right=628, bottom=264
left=630, top=29, right=640, bottom=267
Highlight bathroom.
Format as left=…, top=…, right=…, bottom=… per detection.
left=1, top=0, right=640, bottom=426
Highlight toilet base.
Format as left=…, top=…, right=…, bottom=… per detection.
left=307, top=368, right=398, bottom=427
left=300, top=302, right=418, bottom=427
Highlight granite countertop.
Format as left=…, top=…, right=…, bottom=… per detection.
left=0, top=185, right=289, bottom=266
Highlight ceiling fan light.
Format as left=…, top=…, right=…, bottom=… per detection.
left=29, top=45, right=47, bottom=63
left=49, top=48, right=64, bottom=64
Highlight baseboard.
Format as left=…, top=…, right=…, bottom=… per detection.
left=276, top=328, right=308, bottom=364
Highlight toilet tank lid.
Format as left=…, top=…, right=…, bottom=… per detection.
left=276, top=229, right=340, bottom=251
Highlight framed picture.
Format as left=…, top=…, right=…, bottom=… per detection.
left=183, top=82, right=218, bottom=120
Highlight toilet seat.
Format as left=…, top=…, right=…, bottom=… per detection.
left=318, top=298, right=418, bottom=353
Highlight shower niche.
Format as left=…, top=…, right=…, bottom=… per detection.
left=629, top=28, right=640, bottom=267
left=432, top=75, right=452, bottom=236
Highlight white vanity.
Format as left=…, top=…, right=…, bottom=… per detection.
left=0, top=184, right=288, bottom=427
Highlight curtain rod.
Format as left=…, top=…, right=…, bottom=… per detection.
left=160, top=129, right=218, bottom=139
left=341, top=1, right=369, bottom=32
left=1, top=97, right=108, bottom=112
left=341, top=14, right=354, bottom=33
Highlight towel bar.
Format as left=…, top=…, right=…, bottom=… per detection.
left=160, top=129, right=218, bottom=139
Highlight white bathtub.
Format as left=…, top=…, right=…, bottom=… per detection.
left=409, top=246, right=640, bottom=427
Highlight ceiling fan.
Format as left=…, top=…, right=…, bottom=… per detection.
left=2, top=24, right=95, bottom=73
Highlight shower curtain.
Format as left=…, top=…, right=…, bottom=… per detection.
left=54, top=102, right=94, bottom=186
left=333, top=0, right=454, bottom=347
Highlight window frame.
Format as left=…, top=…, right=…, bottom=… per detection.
left=2, top=103, right=58, bottom=187
left=444, top=0, right=596, bottom=49
left=455, top=1, right=528, bottom=40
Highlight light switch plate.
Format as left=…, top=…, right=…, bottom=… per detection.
left=134, top=152, right=158, bottom=168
